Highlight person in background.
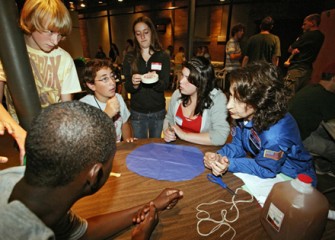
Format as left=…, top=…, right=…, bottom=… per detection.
left=95, top=45, right=107, bottom=59
left=204, top=61, right=316, bottom=186
left=224, top=23, right=246, bottom=92
left=289, top=62, right=335, bottom=177
left=122, top=38, right=134, bottom=62
left=195, top=46, right=210, bottom=61
left=173, top=46, right=186, bottom=90
left=165, top=45, right=174, bottom=60
left=165, top=45, right=175, bottom=89
left=109, top=43, right=122, bottom=66
left=201, top=46, right=211, bottom=61
left=0, top=101, right=183, bottom=240
left=195, top=46, right=203, bottom=57
left=123, top=16, right=170, bottom=138
left=242, top=16, right=281, bottom=67
left=80, top=59, right=134, bottom=143
left=284, top=13, right=325, bottom=93
left=163, top=57, right=230, bottom=146
left=0, top=105, right=25, bottom=164
left=0, top=0, right=81, bottom=147
left=108, top=43, right=123, bottom=93
left=174, top=46, right=186, bottom=68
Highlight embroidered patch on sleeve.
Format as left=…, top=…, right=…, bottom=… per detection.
left=263, top=149, right=284, bottom=160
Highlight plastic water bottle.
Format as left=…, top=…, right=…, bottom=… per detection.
left=260, top=174, right=329, bottom=240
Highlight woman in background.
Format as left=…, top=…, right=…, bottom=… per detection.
left=123, top=16, right=170, bottom=138
left=109, top=43, right=121, bottom=66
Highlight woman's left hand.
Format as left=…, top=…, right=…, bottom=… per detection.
left=211, top=156, right=230, bottom=176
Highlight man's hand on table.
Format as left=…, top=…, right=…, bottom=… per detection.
left=132, top=202, right=158, bottom=240
left=153, top=188, right=183, bottom=211
left=131, top=189, right=182, bottom=239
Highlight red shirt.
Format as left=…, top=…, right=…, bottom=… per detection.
left=176, top=104, right=202, bottom=133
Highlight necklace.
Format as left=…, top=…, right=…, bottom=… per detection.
left=93, top=96, right=103, bottom=111
left=93, top=96, right=119, bottom=122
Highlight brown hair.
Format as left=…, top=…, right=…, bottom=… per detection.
left=129, top=16, right=162, bottom=74
left=83, top=59, right=116, bottom=95
left=230, top=61, right=291, bottom=131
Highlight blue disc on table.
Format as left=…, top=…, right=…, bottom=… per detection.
left=126, top=143, right=205, bottom=181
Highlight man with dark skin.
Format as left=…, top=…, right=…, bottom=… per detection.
left=0, top=101, right=183, bottom=239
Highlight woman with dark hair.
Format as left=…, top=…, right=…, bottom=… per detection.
left=163, top=56, right=230, bottom=146
left=204, top=61, right=316, bottom=185
left=123, top=16, right=170, bottom=138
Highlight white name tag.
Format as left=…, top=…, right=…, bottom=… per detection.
left=175, top=116, right=183, bottom=126
left=151, top=62, right=162, bottom=71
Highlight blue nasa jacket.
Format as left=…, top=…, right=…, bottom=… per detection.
left=217, top=113, right=316, bottom=186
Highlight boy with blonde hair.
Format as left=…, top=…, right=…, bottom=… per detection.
left=0, top=0, right=81, bottom=151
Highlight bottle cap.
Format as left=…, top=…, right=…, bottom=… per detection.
left=297, top=174, right=313, bottom=184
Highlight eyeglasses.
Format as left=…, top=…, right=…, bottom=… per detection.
left=95, top=74, right=117, bottom=83
left=41, top=30, right=65, bottom=40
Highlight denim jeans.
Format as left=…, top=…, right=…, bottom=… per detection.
left=130, top=109, right=166, bottom=138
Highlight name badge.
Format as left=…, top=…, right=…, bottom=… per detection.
left=175, top=116, right=183, bottom=126
left=151, top=62, right=162, bottom=71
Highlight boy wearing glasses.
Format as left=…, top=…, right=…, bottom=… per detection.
left=80, top=59, right=134, bottom=142
left=0, top=0, right=81, bottom=151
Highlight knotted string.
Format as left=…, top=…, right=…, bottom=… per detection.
left=196, top=188, right=254, bottom=239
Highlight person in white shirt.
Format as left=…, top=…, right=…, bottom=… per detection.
left=80, top=59, right=134, bottom=142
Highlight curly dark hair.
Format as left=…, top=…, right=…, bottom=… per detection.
left=129, top=16, right=163, bottom=73
left=180, top=56, right=218, bottom=115
left=229, top=61, right=291, bottom=132
left=25, top=101, right=116, bottom=187
left=83, top=58, right=120, bottom=95
left=231, top=23, right=246, bottom=37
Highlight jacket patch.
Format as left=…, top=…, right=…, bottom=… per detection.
left=249, top=129, right=261, bottom=150
left=264, top=149, right=284, bottom=160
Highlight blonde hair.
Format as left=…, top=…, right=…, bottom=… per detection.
left=20, top=0, right=72, bottom=37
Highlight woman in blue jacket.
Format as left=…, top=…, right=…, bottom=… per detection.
left=204, top=61, right=317, bottom=186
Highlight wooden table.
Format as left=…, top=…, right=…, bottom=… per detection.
left=72, top=138, right=335, bottom=240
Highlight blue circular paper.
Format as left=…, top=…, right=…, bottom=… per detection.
left=126, top=143, right=205, bottom=181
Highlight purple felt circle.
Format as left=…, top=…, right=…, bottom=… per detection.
left=126, top=143, right=205, bottom=181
